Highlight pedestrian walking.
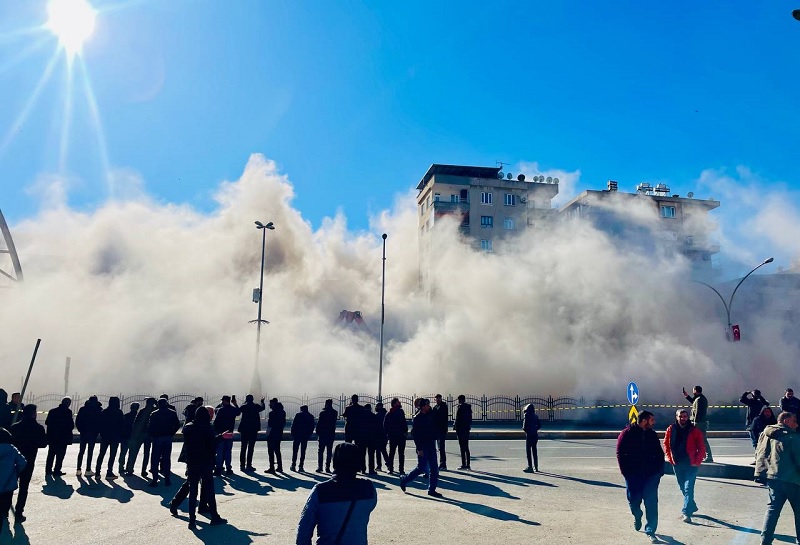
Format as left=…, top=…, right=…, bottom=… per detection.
left=399, top=398, right=442, bottom=498
left=682, top=385, right=713, bottom=462
left=265, top=398, right=286, bottom=474
left=9, top=404, right=47, bottom=523
left=296, top=442, right=377, bottom=545
left=117, top=402, right=139, bottom=475
left=291, top=405, right=315, bottom=472
left=126, top=397, right=156, bottom=477
left=664, top=409, right=705, bottom=523
left=315, top=399, right=338, bottom=473
left=44, top=397, right=74, bottom=476
left=780, top=389, right=800, bottom=415
left=213, top=395, right=240, bottom=476
left=147, top=397, right=181, bottom=486
left=384, top=398, right=407, bottom=475
left=75, top=395, right=102, bottom=476
left=522, top=403, right=541, bottom=473
left=0, top=428, right=26, bottom=537
left=432, top=394, right=449, bottom=470
left=238, top=395, right=265, bottom=472
left=754, top=411, right=800, bottom=545
left=616, top=410, right=664, bottom=544
left=454, top=394, right=472, bottom=470
left=95, top=396, right=124, bottom=480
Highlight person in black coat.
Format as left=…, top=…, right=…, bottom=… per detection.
left=75, top=395, right=102, bottom=476
left=238, top=395, right=265, bottom=472
left=0, top=390, right=11, bottom=431
left=10, top=404, right=47, bottom=522
left=171, top=406, right=227, bottom=530
left=362, top=404, right=382, bottom=475
left=740, top=389, right=770, bottom=429
left=213, top=395, right=240, bottom=476
left=44, top=397, right=74, bottom=476
left=7, top=392, right=24, bottom=427
left=95, top=396, right=124, bottom=479
left=522, top=403, right=542, bottom=472
left=342, top=395, right=362, bottom=444
left=117, top=402, right=139, bottom=474
left=291, top=405, right=315, bottom=472
left=373, top=402, right=390, bottom=472
left=315, top=399, right=338, bottom=473
left=147, top=397, right=181, bottom=486
left=183, top=397, right=204, bottom=425
left=431, top=394, right=449, bottom=470
left=264, top=398, right=286, bottom=474
left=384, top=398, right=408, bottom=475
left=126, top=397, right=156, bottom=476
left=454, top=395, right=472, bottom=470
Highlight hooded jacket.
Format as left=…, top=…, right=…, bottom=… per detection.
left=740, top=392, right=770, bottom=426
left=45, top=403, right=74, bottom=446
left=291, top=406, right=315, bottom=441
left=131, top=398, right=157, bottom=440
left=383, top=405, right=407, bottom=438
left=98, top=397, right=125, bottom=442
left=10, top=413, right=48, bottom=461
left=523, top=405, right=542, bottom=437
left=664, top=421, right=705, bottom=466
left=0, top=429, right=27, bottom=493
left=76, top=397, right=103, bottom=439
left=751, top=406, right=778, bottom=439
left=755, top=423, right=800, bottom=485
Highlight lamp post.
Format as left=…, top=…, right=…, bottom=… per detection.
left=378, top=233, right=387, bottom=402
left=694, top=257, right=773, bottom=340
left=249, top=220, right=275, bottom=395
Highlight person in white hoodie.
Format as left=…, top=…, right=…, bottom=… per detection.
left=0, top=427, right=27, bottom=536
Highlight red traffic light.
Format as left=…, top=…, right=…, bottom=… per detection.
left=731, top=324, right=741, bottom=342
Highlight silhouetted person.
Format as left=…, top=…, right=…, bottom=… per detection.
left=291, top=405, right=315, bottom=472
left=399, top=398, right=442, bottom=498
left=316, top=399, right=338, bottom=473
left=10, top=404, right=47, bottom=523
left=238, top=395, right=265, bottom=472
left=523, top=403, right=541, bottom=473
left=432, top=394, right=449, bottom=470
left=96, top=396, right=124, bottom=479
left=454, top=394, right=472, bottom=470
left=0, top=390, right=11, bottom=431
left=373, top=402, right=389, bottom=471
left=147, top=397, right=181, bottom=486
left=44, top=397, right=74, bottom=476
left=343, top=394, right=362, bottom=444
left=171, top=405, right=227, bottom=529
left=741, top=389, right=770, bottom=442
left=683, top=385, right=712, bottom=462
left=0, top=428, right=26, bottom=537
left=265, top=398, right=286, bottom=474
left=126, top=397, right=156, bottom=476
left=297, top=442, right=377, bottom=545
left=362, top=404, right=379, bottom=475
left=384, top=398, right=407, bottom=475
left=183, top=397, right=204, bottom=425
left=7, top=392, right=23, bottom=426
left=117, top=402, right=139, bottom=474
left=213, top=395, right=240, bottom=476
left=171, top=406, right=213, bottom=518
left=75, top=395, right=102, bottom=476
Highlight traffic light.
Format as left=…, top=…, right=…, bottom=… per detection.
left=731, top=324, right=741, bottom=342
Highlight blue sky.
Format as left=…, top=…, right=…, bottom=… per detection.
left=1, top=1, right=799, bottom=272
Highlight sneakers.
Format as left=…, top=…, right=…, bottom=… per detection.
left=264, top=468, right=276, bottom=475
left=298, top=465, right=305, bottom=472
left=76, top=469, right=82, bottom=476
left=399, top=477, right=407, bottom=493
left=106, top=472, right=118, bottom=480
left=290, top=464, right=296, bottom=471
left=84, top=469, right=95, bottom=477
left=523, top=466, right=534, bottom=473
left=647, top=534, right=659, bottom=544
left=169, top=503, right=179, bottom=517
left=634, top=516, right=642, bottom=531
left=681, top=514, right=692, bottom=523
left=246, top=466, right=256, bottom=472
left=427, top=490, right=444, bottom=498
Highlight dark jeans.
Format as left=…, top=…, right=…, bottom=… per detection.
left=292, top=439, right=309, bottom=467
left=388, top=435, right=406, bottom=473
left=45, top=444, right=67, bottom=473
left=400, top=442, right=439, bottom=492
left=15, top=450, right=36, bottom=515
left=625, top=473, right=661, bottom=535
left=150, top=436, right=173, bottom=479
left=239, top=431, right=257, bottom=468
left=187, top=467, right=217, bottom=522
left=267, top=438, right=282, bottom=470
left=436, top=432, right=447, bottom=466
left=526, top=435, right=539, bottom=470
left=317, top=436, right=334, bottom=470
left=77, top=436, right=97, bottom=470
left=354, top=440, right=370, bottom=473
left=117, top=439, right=130, bottom=470
left=215, top=437, right=233, bottom=472
left=673, top=464, right=699, bottom=516
left=457, top=432, right=471, bottom=467
left=172, top=469, right=211, bottom=514
left=96, top=439, right=119, bottom=473
left=749, top=428, right=760, bottom=449
left=0, top=491, right=11, bottom=524
left=126, top=435, right=152, bottom=473
left=761, top=479, right=800, bottom=544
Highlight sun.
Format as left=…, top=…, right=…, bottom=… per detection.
left=46, top=0, right=97, bottom=58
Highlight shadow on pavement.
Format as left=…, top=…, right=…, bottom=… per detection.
left=75, top=475, right=134, bottom=503
left=423, top=494, right=539, bottom=526
left=178, top=518, right=270, bottom=545
left=402, top=473, right=524, bottom=499
left=219, top=473, right=274, bottom=496
left=258, top=472, right=318, bottom=492
left=696, top=477, right=762, bottom=489
left=538, top=471, right=624, bottom=489
left=467, top=469, right=555, bottom=488
left=41, top=476, right=74, bottom=499
left=5, top=521, right=30, bottom=544
left=654, top=534, right=687, bottom=545
left=692, top=514, right=795, bottom=542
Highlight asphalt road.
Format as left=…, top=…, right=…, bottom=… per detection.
left=0, top=437, right=791, bottom=545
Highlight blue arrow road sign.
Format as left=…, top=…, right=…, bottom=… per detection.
left=627, top=382, right=640, bottom=405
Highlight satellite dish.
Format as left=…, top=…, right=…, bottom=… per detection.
left=553, top=177, right=559, bottom=184
left=498, top=171, right=505, bottom=179
left=687, top=191, right=694, bottom=198
left=517, top=174, right=525, bottom=181
left=546, top=177, right=552, bottom=183
left=507, top=172, right=513, bottom=180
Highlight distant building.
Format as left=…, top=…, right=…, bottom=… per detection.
left=559, top=181, right=720, bottom=276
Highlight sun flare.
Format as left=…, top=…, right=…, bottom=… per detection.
left=46, top=0, right=97, bottom=57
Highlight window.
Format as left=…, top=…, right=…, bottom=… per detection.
left=504, top=193, right=516, bottom=206
left=460, top=189, right=469, bottom=202
left=434, top=193, right=440, bottom=202
left=450, top=194, right=458, bottom=203
left=504, top=218, right=515, bottom=230
left=480, top=239, right=493, bottom=252
left=661, top=205, right=676, bottom=218
left=481, top=191, right=493, bottom=205
left=480, top=215, right=493, bottom=228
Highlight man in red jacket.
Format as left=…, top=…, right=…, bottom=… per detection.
left=664, top=409, right=706, bottom=523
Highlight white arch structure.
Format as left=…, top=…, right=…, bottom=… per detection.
left=0, top=208, right=23, bottom=283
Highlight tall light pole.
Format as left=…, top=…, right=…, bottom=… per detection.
left=694, top=257, right=774, bottom=340
left=249, top=220, right=274, bottom=396
left=378, top=233, right=387, bottom=402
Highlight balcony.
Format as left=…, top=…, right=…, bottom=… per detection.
left=433, top=200, right=470, bottom=215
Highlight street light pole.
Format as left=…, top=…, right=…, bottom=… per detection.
left=694, top=257, right=773, bottom=340
left=378, top=233, right=387, bottom=402
left=249, top=220, right=274, bottom=396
